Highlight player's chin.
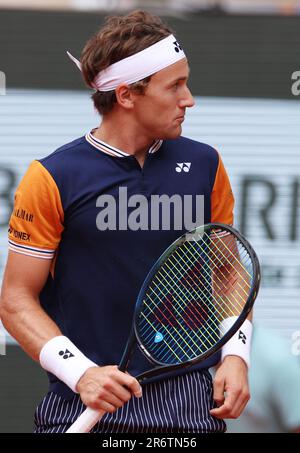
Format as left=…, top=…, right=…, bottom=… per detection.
left=161, top=125, right=182, bottom=140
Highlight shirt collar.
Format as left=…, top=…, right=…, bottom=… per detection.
left=85, top=129, right=163, bottom=158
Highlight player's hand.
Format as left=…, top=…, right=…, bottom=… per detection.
left=76, top=365, right=142, bottom=413
left=210, top=355, right=250, bottom=419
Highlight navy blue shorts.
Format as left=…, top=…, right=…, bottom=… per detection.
left=34, top=370, right=226, bottom=433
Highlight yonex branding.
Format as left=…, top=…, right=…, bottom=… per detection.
left=238, top=330, right=247, bottom=344
left=154, top=332, right=164, bottom=343
left=68, top=34, right=185, bottom=92
left=173, top=40, right=183, bottom=53
left=176, top=162, right=191, bottom=173
left=59, top=349, right=75, bottom=359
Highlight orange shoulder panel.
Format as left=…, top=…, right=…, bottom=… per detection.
left=211, top=153, right=235, bottom=225
left=8, top=160, right=64, bottom=259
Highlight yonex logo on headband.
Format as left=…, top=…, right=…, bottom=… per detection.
left=173, top=41, right=182, bottom=53
left=67, top=34, right=186, bottom=92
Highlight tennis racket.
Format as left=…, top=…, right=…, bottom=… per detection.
left=67, top=222, right=260, bottom=433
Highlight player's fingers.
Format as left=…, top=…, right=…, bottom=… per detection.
left=81, top=389, right=122, bottom=413
left=212, top=376, right=225, bottom=407
left=227, top=388, right=250, bottom=419
left=88, top=397, right=119, bottom=413
left=210, top=400, right=233, bottom=419
left=102, top=379, right=133, bottom=403
left=210, top=387, right=237, bottom=418
left=115, top=371, right=142, bottom=398
left=210, top=386, right=247, bottom=419
left=97, top=389, right=128, bottom=409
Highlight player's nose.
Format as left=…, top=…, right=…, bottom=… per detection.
left=180, top=86, right=195, bottom=109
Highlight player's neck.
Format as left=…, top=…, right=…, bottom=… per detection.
left=93, top=115, right=155, bottom=167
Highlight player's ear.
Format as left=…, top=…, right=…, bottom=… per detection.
left=115, top=84, right=134, bottom=110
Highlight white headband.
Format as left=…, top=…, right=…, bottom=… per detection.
left=67, top=34, right=186, bottom=92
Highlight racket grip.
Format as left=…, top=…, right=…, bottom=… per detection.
left=66, top=407, right=105, bottom=433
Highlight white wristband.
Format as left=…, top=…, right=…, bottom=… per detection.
left=220, top=317, right=252, bottom=368
left=39, top=336, right=97, bottom=393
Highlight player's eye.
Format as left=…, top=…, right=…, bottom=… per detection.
left=171, top=82, right=180, bottom=91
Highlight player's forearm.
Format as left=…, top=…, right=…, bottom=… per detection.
left=247, top=309, right=253, bottom=322
left=0, top=290, right=61, bottom=362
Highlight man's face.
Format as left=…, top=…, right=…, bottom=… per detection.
left=132, top=58, right=195, bottom=140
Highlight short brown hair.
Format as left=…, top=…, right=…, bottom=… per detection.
left=80, top=10, right=173, bottom=115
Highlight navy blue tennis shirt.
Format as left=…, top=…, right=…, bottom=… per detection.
left=8, top=131, right=234, bottom=398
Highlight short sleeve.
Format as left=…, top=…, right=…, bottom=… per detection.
left=8, top=160, right=64, bottom=260
left=211, top=154, right=234, bottom=225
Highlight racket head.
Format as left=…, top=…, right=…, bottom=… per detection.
left=133, top=223, right=260, bottom=377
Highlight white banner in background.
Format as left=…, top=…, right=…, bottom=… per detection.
left=0, top=91, right=299, bottom=342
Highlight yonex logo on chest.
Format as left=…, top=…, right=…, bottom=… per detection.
left=176, top=162, right=191, bottom=173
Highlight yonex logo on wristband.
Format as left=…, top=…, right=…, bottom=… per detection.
left=238, top=330, right=247, bottom=344
left=59, top=349, right=75, bottom=359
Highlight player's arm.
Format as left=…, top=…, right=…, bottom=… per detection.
left=210, top=153, right=252, bottom=419
left=0, top=251, right=141, bottom=412
left=0, top=251, right=60, bottom=359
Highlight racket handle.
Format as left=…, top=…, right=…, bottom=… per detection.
left=66, top=407, right=105, bottom=433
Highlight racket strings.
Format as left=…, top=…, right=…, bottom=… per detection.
left=140, top=237, right=251, bottom=360
left=203, top=236, right=252, bottom=299
left=172, top=248, right=235, bottom=327
left=142, top=241, right=221, bottom=350
left=197, top=230, right=251, bottom=276
left=148, top=267, right=218, bottom=357
left=158, top=233, right=251, bottom=323
left=138, top=228, right=254, bottom=364
left=177, top=241, right=246, bottom=314
left=186, top=238, right=251, bottom=312
left=139, top=261, right=217, bottom=362
left=209, top=231, right=253, bottom=280
left=140, top=273, right=220, bottom=362
left=199, top=231, right=252, bottom=292
left=153, top=236, right=250, bottom=329
left=140, top=302, right=185, bottom=361
left=163, top=242, right=247, bottom=348
left=141, top=298, right=195, bottom=361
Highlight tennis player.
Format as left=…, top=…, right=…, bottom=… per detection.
left=0, top=10, right=252, bottom=433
